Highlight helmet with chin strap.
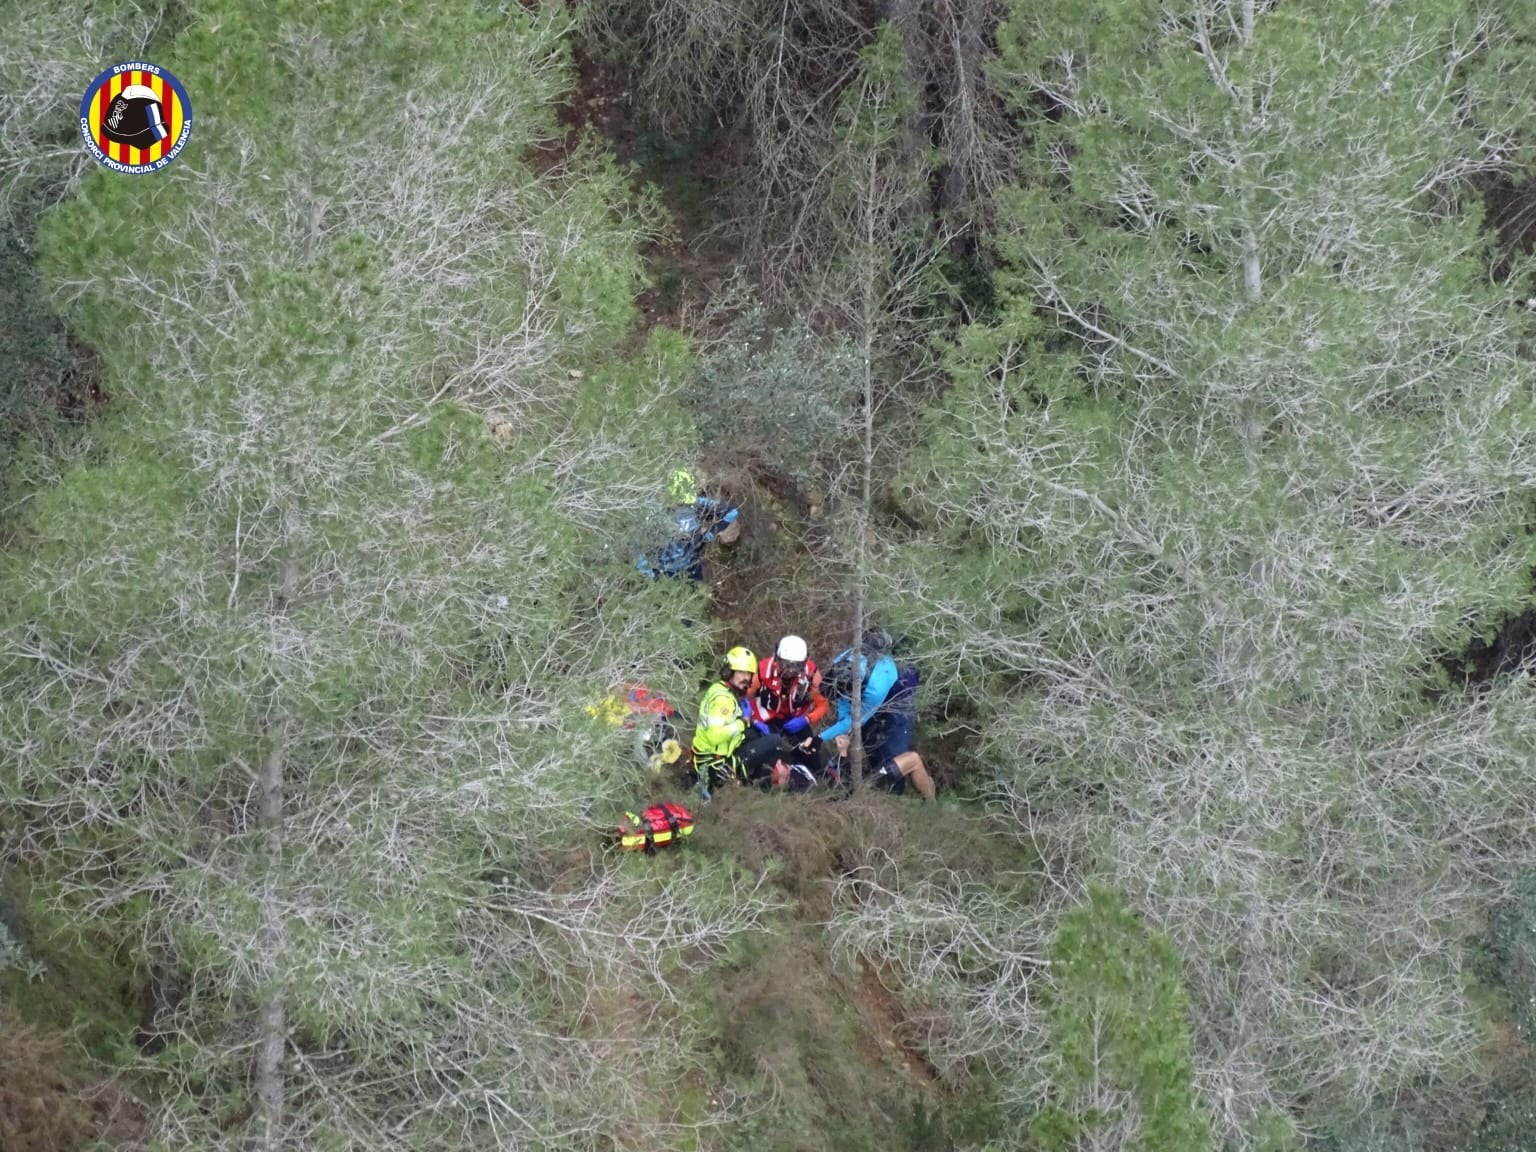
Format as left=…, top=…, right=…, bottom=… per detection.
left=776, top=634, right=808, bottom=663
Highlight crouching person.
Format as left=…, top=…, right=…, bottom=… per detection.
left=691, top=645, right=779, bottom=798
left=636, top=468, right=742, bottom=583
left=821, top=630, right=934, bottom=801
left=753, top=634, right=829, bottom=790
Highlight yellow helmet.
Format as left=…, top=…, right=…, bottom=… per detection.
left=667, top=468, right=697, bottom=505
left=724, top=646, right=757, bottom=675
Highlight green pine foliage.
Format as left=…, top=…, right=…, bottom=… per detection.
left=0, top=1, right=174, bottom=528
left=1033, top=886, right=1213, bottom=1152
left=7, top=0, right=1536, bottom=1149
left=0, top=1, right=764, bottom=1147
left=886, top=0, right=1536, bottom=1144
left=691, top=298, right=862, bottom=493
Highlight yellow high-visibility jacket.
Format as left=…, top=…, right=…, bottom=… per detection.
left=692, top=680, right=746, bottom=758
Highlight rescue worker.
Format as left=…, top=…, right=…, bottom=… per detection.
left=753, top=635, right=829, bottom=735
left=753, top=635, right=829, bottom=793
left=820, top=629, right=934, bottom=800
left=691, top=646, right=779, bottom=797
left=636, top=468, right=741, bottom=582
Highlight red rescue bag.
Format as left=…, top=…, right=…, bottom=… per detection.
left=615, top=802, right=695, bottom=853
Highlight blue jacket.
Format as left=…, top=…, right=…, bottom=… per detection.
left=819, top=651, right=917, bottom=740
left=636, top=497, right=738, bottom=578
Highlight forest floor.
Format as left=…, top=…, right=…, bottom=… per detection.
left=549, top=47, right=1013, bottom=1148
left=0, top=879, right=145, bottom=1151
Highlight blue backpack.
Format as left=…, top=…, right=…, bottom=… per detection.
left=825, top=649, right=920, bottom=712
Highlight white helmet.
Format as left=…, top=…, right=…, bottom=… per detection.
left=776, top=634, right=808, bottom=663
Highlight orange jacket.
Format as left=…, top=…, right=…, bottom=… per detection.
left=752, top=656, right=829, bottom=727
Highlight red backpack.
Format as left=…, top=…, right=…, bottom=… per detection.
left=615, top=802, right=695, bottom=853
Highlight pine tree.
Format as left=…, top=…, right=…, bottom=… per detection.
left=0, top=2, right=775, bottom=1147
left=809, top=22, right=948, bottom=783
left=887, top=0, right=1536, bottom=1142
left=1033, top=887, right=1213, bottom=1152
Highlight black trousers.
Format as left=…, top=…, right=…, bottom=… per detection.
left=695, top=728, right=782, bottom=788
left=738, top=729, right=782, bottom=784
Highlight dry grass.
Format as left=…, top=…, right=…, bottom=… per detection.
left=675, top=788, right=1032, bottom=1149
left=0, top=1006, right=141, bottom=1152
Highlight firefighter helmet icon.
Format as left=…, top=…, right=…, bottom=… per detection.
left=79, top=62, right=192, bottom=174
left=102, top=84, right=169, bottom=150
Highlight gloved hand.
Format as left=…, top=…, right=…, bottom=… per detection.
left=752, top=721, right=772, bottom=737
left=782, top=715, right=809, bottom=736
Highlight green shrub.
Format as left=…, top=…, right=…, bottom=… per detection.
left=1034, top=886, right=1213, bottom=1152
